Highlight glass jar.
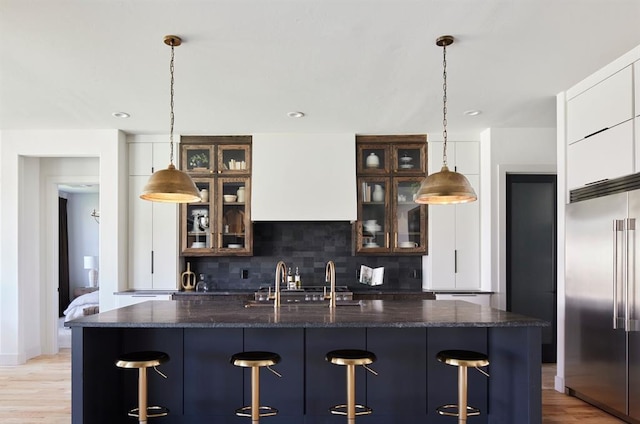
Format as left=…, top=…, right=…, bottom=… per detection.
left=195, top=274, right=210, bottom=292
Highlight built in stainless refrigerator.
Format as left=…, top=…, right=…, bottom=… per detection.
left=566, top=189, right=640, bottom=423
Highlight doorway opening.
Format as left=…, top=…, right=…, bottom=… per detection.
left=506, top=174, right=557, bottom=363
left=56, top=184, right=99, bottom=348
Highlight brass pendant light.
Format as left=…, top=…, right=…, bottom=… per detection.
left=140, top=35, right=201, bottom=203
left=415, top=35, right=477, bottom=205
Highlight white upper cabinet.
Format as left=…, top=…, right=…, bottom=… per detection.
left=635, top=61, right=640, bottom=117
left=429, top=141, right=479, bottom=175
left=129, top=141, right=173, bottom=176
left=252, top=134, right=357, bottom=221
left=567, top=119, right=634, bottom=190
left=566, top=65, right=633, bottom=145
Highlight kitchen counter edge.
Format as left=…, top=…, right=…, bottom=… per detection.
left=67, top=299, right=547, bottom=329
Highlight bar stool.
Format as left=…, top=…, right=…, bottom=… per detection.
left=325, top=349, right=378, bottom=423
left=436, top=350, right=490, bottom=423
left=115, top=351, right=170, bottom=423
left=230, top=351, right=282, bottom=423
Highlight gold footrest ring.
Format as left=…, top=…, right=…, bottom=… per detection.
left=436, top=404, right=480, bottom=417
left=127, top=405, right=169, bottom=418
left=235, top=405, right=279, bottom=418
left=329, top=404, right=373, bottom=416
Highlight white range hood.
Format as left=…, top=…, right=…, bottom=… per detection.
left=251, top=133, right=357, bottom=221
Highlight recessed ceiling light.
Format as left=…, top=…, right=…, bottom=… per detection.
left=112, top=112, right=130, bottom=118
left=463, top=109, right=481, bottom=116
left=287, top=111, right=305, bottom=118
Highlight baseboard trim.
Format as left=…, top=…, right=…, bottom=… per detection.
left=0, top=352, right=26, bottom=366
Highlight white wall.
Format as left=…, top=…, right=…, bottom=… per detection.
left=66, top=193, right=100, bottom=291
left=479, top=127, right=557, bottom=309
left=0, top=130, right=127, bottom=365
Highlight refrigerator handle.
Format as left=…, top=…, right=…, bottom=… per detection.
left=626, top=218, right=636, bottom=332
left=614, top=219, right=623, bottom=330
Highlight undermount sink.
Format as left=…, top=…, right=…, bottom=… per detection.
left=244, top=300, right=362, bottom=308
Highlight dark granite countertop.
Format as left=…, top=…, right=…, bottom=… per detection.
left=66, top=299, right=547, bottom=329
left=173, top=290, right=254, bottom=296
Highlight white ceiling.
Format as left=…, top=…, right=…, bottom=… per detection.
left=2, top=0, right=640, bottom=140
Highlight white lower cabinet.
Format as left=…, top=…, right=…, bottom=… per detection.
left=115, top=294, right=173, bottom=308
left=435, top=293, right=491, bottom=307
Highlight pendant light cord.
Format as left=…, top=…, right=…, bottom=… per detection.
left=441, top=41, right=448, bottom=168
left=169, top=40, right=176, bottom=166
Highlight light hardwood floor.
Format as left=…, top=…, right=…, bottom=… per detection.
left=0, top=351, right=628, bottom=423
left=0, top=349, right=71, bottom=424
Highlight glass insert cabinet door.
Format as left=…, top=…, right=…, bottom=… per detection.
left=393, top=177, right=427, bottom=253
left=217, top=177, right=251, bottom=253
left=357, top=144, right=390, bottom=174
left=218, top=144, right=251, bottom=174
left=182, top=178, right=214, bottom=253
left=182, top=145, right=215, bottom=175
left=357, top=177, right=390, bottom=251
left=393, top=144, right=426, bottom=174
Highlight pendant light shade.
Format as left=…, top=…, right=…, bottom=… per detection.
left=140, top=164, right=201, bottom=202
left=415, top=35, right=477, bottom=205
left=141, top=35, right=201, bottom=204
left=414, top=165, right=477, bottom=204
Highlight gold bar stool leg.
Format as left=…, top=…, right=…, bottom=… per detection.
left=436, top=350, right=489, bottom=423
left=251, top=366, right=260, bottom=424
left=139, top=367, right=148, bottom=423
left=326, top=349, right=377, bottom=424
left=231, top=351, right=281, bottom=423
left=115, top=351, right=170, bottom=424
left=458, top=364, right=467, bottom=424
left=346, top=364, right=355, bottom=424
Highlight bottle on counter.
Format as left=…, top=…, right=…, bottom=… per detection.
left=195, top=274, right=210, bottom=292
left=287, top=267, right=295, bottom=289
left=295, top=267, right=301, bottom=289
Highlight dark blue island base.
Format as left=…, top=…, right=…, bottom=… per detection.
left=67, top=299, right=545, bottom=424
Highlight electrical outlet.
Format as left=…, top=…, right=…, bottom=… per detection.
left=241, top=269, right=249, bottom=279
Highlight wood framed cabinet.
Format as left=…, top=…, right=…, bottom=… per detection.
left=354, top=135, right=427, bottom=255
left=180, top=136, right=252, bottom=256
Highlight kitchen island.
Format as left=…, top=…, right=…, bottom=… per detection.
left=67, top=299, right=546, bottom=424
